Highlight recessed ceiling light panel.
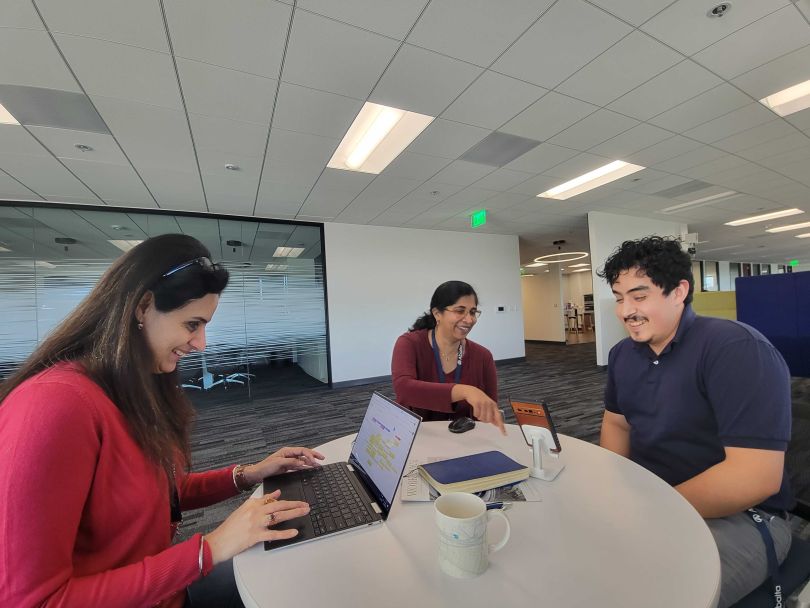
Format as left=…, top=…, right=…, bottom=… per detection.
left=0, top=102, right=19, bottom=125
left=760, top=79, right=810, bottom=117
left=538, top=161, right=645, bottom=200
left=765, top=221, right=810, bottom=233
left=328, top=102, right=434, bottom=174
left=725, top=208, right=804, bottom=226
left=273, top=246, right=305, bottom=258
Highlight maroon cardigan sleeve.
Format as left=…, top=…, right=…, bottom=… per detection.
left=177, top=466, right=239, bottom=511
left=391, top=332, right=455, bottom=413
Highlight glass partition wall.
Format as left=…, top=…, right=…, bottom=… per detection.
left=0, top=204, right=330, bottom=405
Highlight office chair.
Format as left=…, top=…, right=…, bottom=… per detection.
left=731, top=500, right=810, bottom=608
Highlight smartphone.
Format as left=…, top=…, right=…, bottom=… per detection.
left=509, top=398, right=562, bottom=453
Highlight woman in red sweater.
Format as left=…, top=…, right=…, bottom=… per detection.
left=391, top=281, right=504, bottom=433
left=0, top=234, right=323, bottom=608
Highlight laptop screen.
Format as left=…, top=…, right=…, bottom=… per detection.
left=349, top=392, right=421, bottom=512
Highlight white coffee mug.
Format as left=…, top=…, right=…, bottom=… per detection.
left=434, top=492, right=511, bottom=578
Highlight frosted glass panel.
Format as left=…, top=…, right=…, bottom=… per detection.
left=0, top=205, right=328, bottom=392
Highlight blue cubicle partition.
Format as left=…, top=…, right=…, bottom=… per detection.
left=735, top=272, right=810, bottom=378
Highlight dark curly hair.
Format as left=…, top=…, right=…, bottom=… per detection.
left=409, top=281, right=478, bottom=331
left=597, top=236, right=694, bottom=305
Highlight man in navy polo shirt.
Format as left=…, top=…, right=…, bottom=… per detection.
left=597, top=236, right=793, bottom=608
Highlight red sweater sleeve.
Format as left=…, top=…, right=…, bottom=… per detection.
left=0, top=378, right=204, bottom=608
left=482, top=349, right=498, bottom=403
left=178, top=466, right=239, bottom=510
left=391, top=332, right=455, bottom=412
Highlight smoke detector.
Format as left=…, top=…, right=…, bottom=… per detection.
left=707, top=3, right=732, bottom=18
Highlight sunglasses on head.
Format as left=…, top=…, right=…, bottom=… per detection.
left=161, top=256, right=220, bottom=279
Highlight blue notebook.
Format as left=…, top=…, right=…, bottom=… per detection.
left=417, top=450, right=529, bottom=494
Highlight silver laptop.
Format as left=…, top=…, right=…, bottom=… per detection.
left=263, top=392, right=421, bottom=550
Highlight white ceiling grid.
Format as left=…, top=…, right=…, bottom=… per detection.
left=0, top=0, right=806, bottom=263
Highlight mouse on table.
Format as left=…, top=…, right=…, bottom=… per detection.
left=448, top=416, right=476, bottom=434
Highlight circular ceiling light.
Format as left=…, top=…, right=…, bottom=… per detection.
left=533, top=252, right=589, bottom=264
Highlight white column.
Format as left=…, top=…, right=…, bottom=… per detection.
left=588, top=211, right=688, bottom=366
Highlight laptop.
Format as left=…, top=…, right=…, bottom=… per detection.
left=263, top=392, right=421, bottom=550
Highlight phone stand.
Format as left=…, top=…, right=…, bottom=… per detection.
left=522, top=424, right=565, bottom=481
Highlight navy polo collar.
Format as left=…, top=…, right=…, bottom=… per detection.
left=632, top=304, right=696, bottom=357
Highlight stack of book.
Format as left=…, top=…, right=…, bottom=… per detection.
left=417, top=451, right=530, bottom=495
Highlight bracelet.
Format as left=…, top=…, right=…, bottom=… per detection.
left=198, top=535, right=205, bottom=576
left=232, top=464, right=254, bottom=492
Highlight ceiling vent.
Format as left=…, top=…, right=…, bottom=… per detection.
left=460, top=131, right=541, bottom=167
left=0, top=85, right=109, bottom=134
left=652, top=180, right=713, bottom=199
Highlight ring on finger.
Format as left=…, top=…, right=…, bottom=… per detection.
left=265, top=512, right=276, bottom=528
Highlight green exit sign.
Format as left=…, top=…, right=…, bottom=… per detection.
left=470, top=209, right=487, bottom=228
left=789, top=259, right=799, bottom=267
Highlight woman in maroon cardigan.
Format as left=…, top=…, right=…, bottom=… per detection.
left=391, top=281, right=504, bottom=433
left=0, top=234, right=323, bottom=608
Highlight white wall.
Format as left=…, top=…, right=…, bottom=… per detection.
left=324, top=223, right=525, bottom=384
left=521, top=268, right=565, bottom=342
left=717, top=261, right=731, bottom=291
left=562, top=271, right=593, bottom=310
left=588, top=211, right=687, bottom=366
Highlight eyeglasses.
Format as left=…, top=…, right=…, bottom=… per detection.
left=444, top=307, right=482, bottom=319
left=161, top=256, right=220, bottom=279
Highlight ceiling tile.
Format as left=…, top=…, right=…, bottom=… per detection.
left=557, top=31, right=681, bottom=107
left=134, top=166, right=206, bottom=211
left=0, top=169, right=41, bottom=199
left=55, top=34, right=182, bottom=109
left=500, top=92, right=597, bottom=141
left=202, top=163, right=263, bottom=216
left=36, top=0, right=169, bottom=53
left=380, top=152, right=449, bottom=181
left=265, top=128, right=338, bottom=166
left=0, top=28, right=80, bottom=92
left=26, top=126, right=130, bottom=164
left=334, top=175, right=424, bottom=223
left=430, top=160, right=495, bottom=186
left=297, top=0, right=427, bottom=40
left=587, top=0, right=675, bottom=26
left=61, top=158, right=157, bottom=207
left=735, top=132, right=810, bottom=162
left=732, top=44, right=810, bottom=100
left=441, top=70, right=546, bottom=130
left=682, top=103, right=776, bottom=144
left=625, top=135, right=702, bottom=166
left=164, top=0, right=291, bottom=78
left=188, top=114, right=268, bottom=159
left=283, top=9, right=398, bottom=99
left=692, top=6, right=810, bottom=80
left=0, top=124, right=54, bottom=157
left=648, top=83, right=751, bottom=132
left=652, top=145, right=728, bottom=173
left=712, top=119, right=801, bottom=154
left=548, top=109, right=638, bottom=151
left=177, top=59, right=276, bottom=125
left=504, top=142, right=580, bottom=174
left=0, top=152, right=100, bottom=199
left=590, top=123, right=673, bottom=158
left=406, top=119, right=490, bottom=159
left=370, top=44, right=482, bottom=116
left=91, top=96, right=198, bottom=173
left=641, top=0, right=789, bottom=56
left=492, top=0, right=631, bottom=89
left=607, top=60, right=722, bottom=121
left=273, top=83, right=363, bottom=139
left=407, top=0, right=553, bottom=67
left=471, top=167, right=533, bottom=191
left=3, top=3, right=42, bottom=30
left=298, top=168, right=375, bottom=218
left=508, top=173, right=563, bottom=196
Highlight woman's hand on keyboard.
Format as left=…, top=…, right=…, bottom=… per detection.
left=244, top=446, right=326, bottom=483
left=206, top=489, right=310, bottom=564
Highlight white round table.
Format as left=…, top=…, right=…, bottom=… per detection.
left=234, top=421, right=720, bottom=608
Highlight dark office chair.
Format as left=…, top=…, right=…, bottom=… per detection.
left=731, top=503, right=810, bottom=608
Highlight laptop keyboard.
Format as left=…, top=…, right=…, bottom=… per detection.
left=300, top=463, right=377, bottom=536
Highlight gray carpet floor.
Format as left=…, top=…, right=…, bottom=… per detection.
left=181, top=341, right=809, bottom=543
